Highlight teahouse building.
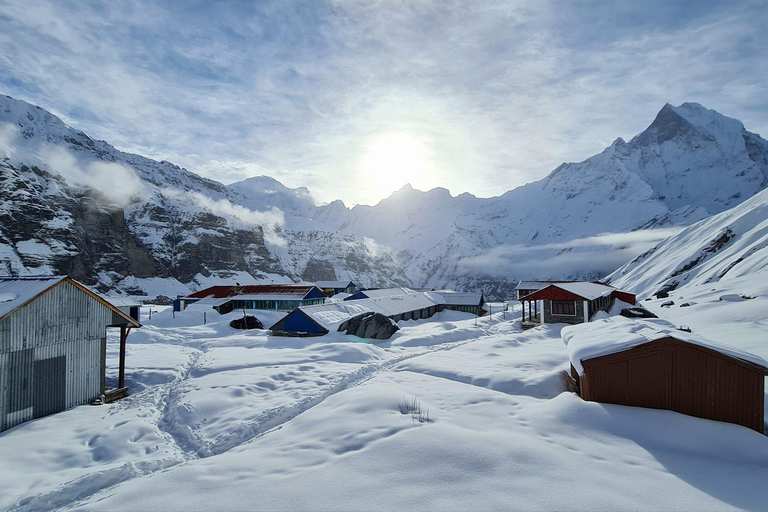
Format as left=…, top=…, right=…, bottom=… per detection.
left=518, top=281, right=635, bottom=327
left=563, top=317, right=768, bottom=433
left=0, top=276, right=141, bottom=432
left=425, top=290, right=486, bottom=316
left=177, top=284, right=326, bottom=314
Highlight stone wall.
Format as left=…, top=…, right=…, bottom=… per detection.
left=543, top=300, right=585, bottom=325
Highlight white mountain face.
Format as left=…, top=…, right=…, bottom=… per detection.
left=606, top=186, right=768, bottom=298
left=301, top=102, right=768, bottom=296
left=1, top=94, right=767, bottom=299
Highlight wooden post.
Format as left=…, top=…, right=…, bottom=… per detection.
left=118, top=326, right=129, bottom=389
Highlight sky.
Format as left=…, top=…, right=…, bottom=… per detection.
left=0, top=0, right=767, bottom=206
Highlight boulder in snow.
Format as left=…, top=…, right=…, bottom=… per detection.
left=619, top=307, right=658, bottom=319
left=338, top=312, right=399, bottom=340
left=230, top=315, right=264, bottom=330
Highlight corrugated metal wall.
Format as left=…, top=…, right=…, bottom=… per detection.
left=581, top=337, right=765, bottom=432
left=0, top=281, right=112, bottom=432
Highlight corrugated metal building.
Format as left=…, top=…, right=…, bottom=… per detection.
left=424, top=290, right=486, bottom=316
left=563, top=318, right=768, bottom=433
left=0, top=276, right=140, bottom=432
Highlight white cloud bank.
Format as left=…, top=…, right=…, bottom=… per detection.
left=41, top=147, right=144, bottom=206
left=458, top=228, right=683, bottom=279
left=161, top=188, right=287, bottom=247
left=0, top=122, right=19, bottom=158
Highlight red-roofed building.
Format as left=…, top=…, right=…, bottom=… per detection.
left=178, top=284, right=326, bottom=314
left=518, top=281, right=635, bottom=328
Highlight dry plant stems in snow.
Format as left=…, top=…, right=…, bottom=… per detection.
left=399, top=396, right=430, bottom=424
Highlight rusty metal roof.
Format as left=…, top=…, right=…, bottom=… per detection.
left=186, top=284, right=322, bottom=300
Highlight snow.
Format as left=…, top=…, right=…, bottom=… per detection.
left=2, top=296, right=768, bottom=511
left=3, top=97, right=768, bottom=510
left=531, top=281, right=616, bottom=300
left=0, top=275, right=63, bottom=319
left=6, top=94, right=768, bottom=299
left=562, top=316, right=768, bottom=375
left=15, top=239, right=54, bottom=256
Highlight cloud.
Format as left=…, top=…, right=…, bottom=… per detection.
left=161, top=189, right=287, bottom=247
left=0, top=123, right=19, bottom=158
left=458, top=228, right=683, bottom=279
left=0, top=1, right=766, bottom=206
left=41, top=147, right=144, bottom=206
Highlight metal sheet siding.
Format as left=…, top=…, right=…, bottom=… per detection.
left=0, top=281, right=112, bottom=432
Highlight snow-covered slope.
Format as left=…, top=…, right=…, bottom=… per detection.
left=607, top=186, right=768, bottom=298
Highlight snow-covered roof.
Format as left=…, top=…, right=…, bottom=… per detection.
left=295, top=302, right=373, bottom=330
left=350, top=287, right=415, bottom=299
left=186, top=284, right=321, bottom=300
left=425, top=290, right=483, bottom=306
left=0, top=275, right=66, bottom=320
left=563, top=316, right=768, bottom=375
left=101, top=296, right=142, bottom=308
left=516, top=281, right=554, bottom=290
left=314, top=280, right=355, bottom=289
left=553, top=282, right=615, bottom=300
left=522, top=282, right=619, bottom=301
left=0, top=275, right=140, bottom=327
left=295, top=290, right=440, bottom=331
left=186, top=297, right=231, bottom=307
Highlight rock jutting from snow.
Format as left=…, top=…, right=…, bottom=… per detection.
left=338, top=312, right=400, bottom=339
left=229, top=315, right=264, bottom=330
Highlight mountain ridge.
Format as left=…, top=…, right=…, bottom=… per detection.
left=2, top=94, right=768, bottom=299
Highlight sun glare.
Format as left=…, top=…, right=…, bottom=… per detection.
left=360, top=132, right=436, bottom=200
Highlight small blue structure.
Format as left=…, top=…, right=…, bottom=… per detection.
left=315, top=281, right=357, bottom=297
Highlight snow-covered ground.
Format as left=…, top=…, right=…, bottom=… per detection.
left=1, top=297, right=768, bottom=511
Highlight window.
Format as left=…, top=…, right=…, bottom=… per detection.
left=551, top=301, right=576, bottom=316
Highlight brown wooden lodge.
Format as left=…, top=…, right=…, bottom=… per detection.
left=565, top=320, right=768, bottom=433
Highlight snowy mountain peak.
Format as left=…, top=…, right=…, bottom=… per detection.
left=638, top=102, right=746, bottom=152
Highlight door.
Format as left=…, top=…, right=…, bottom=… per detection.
left=33, top=356, right=67, bottom=418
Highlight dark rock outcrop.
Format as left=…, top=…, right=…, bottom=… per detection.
left=620, top=307, right=658, bottom=319
left=230, top=315, right=264, bottom=330
left=338, top=312, right=399, bottom=340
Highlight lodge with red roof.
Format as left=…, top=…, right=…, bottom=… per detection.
left=176, top=284, right=326, bottom=314
left=517, top=281, right=635, bottom=328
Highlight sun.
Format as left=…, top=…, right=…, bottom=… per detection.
left=360, top=132, right=436, bottom=199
